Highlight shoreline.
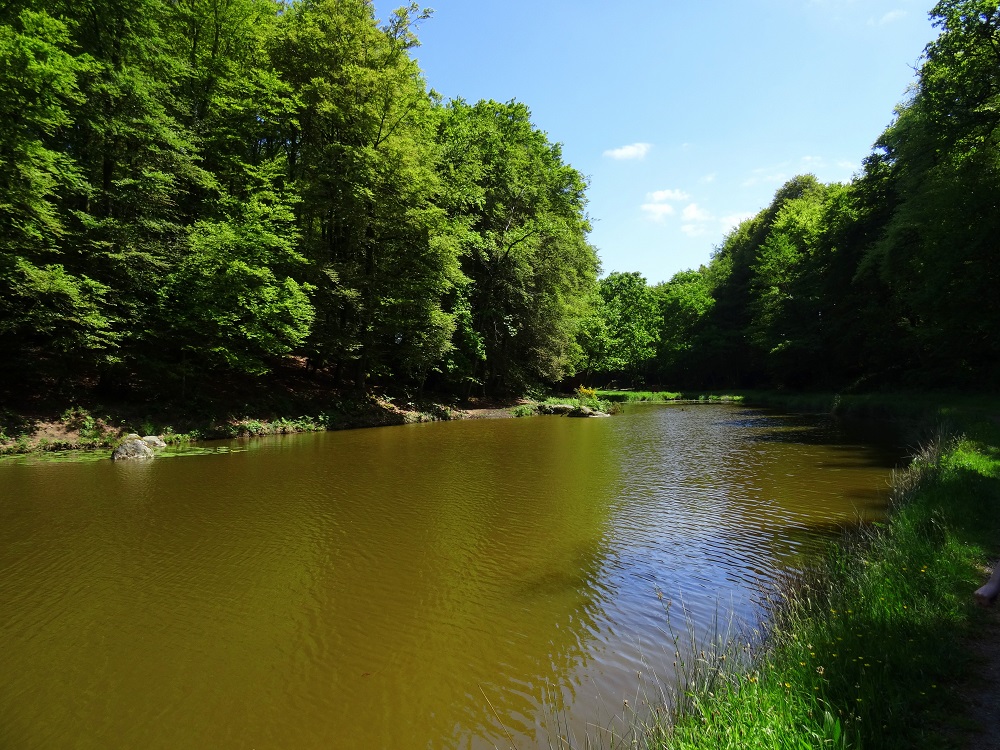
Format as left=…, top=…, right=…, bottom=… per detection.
left=638, top=397, right=1000, bottom=750
left=4, top=389, right=999, bottom=746
left=0, top=394, right=539, bottom=459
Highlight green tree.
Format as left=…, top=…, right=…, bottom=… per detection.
left=864, top=0, right=1000, bottom=385
left=590, top=271, right=658, bottom=383
left=163, top=164, right=314, bottom=376
left=0, top=10, right=115, bottom=385
left=273, top=0, right=457, bottom=390
left=652, top=268, right=714, bottom=385
left=694, top=176, right=823, bottom=387
left=746, top=181, right=832, bottom=385
left=434, top=99, right=598, bottom=394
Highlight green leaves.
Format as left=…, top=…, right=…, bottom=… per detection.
left=435, top=99, right=597, bottom=393
left=589, top=271, right=659, bottom=379
left=0, top=0, right=598, bottom=396
left=165, top=179, right=313, bottom=374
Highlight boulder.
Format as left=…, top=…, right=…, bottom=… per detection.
left=112, top=439, right=154, bottom=461
left=568, top=405, right=610, bottom=418
left=975, top=564, right=1000, bottom=605
left=142, top=435, right=167, bottom=448
left=540, top=403, right=576, bottom=415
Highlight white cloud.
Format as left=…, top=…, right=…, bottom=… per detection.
left=641, top=187, right=691, bottom=221
left=640, top=202, right=676, bottom=221
left=700, top=172, right=717, bottom=184
left=647, top=188, right=690, bottom=202
left=603, top=142, right=652, bottom=160
left=742, top=171, right=788, bottom=188
left=641, top=189, right=754, bottom=237
left=682, top=203, right=712, bottom=222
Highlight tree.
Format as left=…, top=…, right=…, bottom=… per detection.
left=863, top=0, right=1000, bottom=385
left=587, top=271, right=658, bottom=383
left=272, top=0, right=457, bottom=390
left=652, top=268, right=714, bottom=385
left=693, top=175, right=824, bottom=387
left=434, top=99, right=598, bottom=394
left=746, top=182, right=831, bottom=385
left=163, top=164, right=314, bottom=376
left=0, top=10, right=115, bottom=386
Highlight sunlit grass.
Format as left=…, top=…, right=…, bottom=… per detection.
left=597, top=390, right=684, bottom=403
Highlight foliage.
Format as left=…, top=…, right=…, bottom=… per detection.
left=651, top=269, right=714, bottom=384
left=510, top=403, right=538, bottom=417
left=434, top=98, right=598, bottom=394
left=586, top=271, right=659, bottom=381
left=615, top=0, right=1000, bottom=392
left=597, top=390, right=683, bottom=403
left=0, top=0, right=597, bottom=399
left=6, top=0, right=994, bottom=399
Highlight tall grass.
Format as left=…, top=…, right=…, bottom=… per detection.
left=633, top=419, right=1000, bottom=749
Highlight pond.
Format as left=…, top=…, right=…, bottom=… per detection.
left=0, top=404, right=901, bottom=749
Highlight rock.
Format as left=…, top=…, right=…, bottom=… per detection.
left=124, top=433, right=141, bottom=441
left=568, top=405, right=610, bottom=418
left=142, top=435, right=167, bottom=448
left=112, top=439, right=154, bottom=461
left=540, top=403, right=576, bottom=415
left=976, top=565, right=1000, bottom=605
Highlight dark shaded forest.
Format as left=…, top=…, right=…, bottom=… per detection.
left=1, top=0, right=997, bottom=404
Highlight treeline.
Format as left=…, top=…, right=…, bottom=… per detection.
left=4, top=1, right=996, bottom=404
left=0, top=0, right=597, bottom=399
left=586, top=0, right=1000, bottom=392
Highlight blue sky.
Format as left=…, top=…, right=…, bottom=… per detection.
left=372, top=0, right=936, bottom=284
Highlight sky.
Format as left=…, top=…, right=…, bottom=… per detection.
left=372, top=0, right=937, bottom=284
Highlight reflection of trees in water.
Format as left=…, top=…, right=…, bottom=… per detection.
left=582, top=403, right=900, bottom=734
left=306, top=417, right=621, bottom=750
left=0, top=406, right=901, bottom=750
left=441, top=419, right=622, bottom=749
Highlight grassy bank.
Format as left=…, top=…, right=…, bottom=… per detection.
left=688, top=389, right=1000, bottom=426
left=595, top=390, right=744, bottom=404
left=628, top=406, right=1000, bottom=749
left=0, top=396, right=468, bottom=457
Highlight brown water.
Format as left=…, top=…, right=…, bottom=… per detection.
left=0, top=404, right=900, bottom=749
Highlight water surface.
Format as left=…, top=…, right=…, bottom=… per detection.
left=0, top=404, right=899, bottom=748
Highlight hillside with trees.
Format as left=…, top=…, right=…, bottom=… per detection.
left=589, top=1, right=1000, bottom=393
left=0, top=0, right=597, bottom=403
left=1, top=0, right=997, bottom=410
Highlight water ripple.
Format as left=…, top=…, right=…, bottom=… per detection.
left=0, top=405, right=900, bottom=750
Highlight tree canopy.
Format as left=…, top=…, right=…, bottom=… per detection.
left=582, top=0, right=1000, bottom=392
left=0, top=0, right=597, bottom=399
left=2, top=0, right=996, bottom=402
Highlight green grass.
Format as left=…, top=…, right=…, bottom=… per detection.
left=597, top=390, right=685, bottom=403
left=511, top=403, right=539, bottom=417
left=700, top=389, right=1000, bottom=425
left=631, top=416, right=1000, bottom=750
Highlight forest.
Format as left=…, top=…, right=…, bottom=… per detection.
left=589, top=1, right=1000, bottom=393
left=1, top=0, right=997, bottom=404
